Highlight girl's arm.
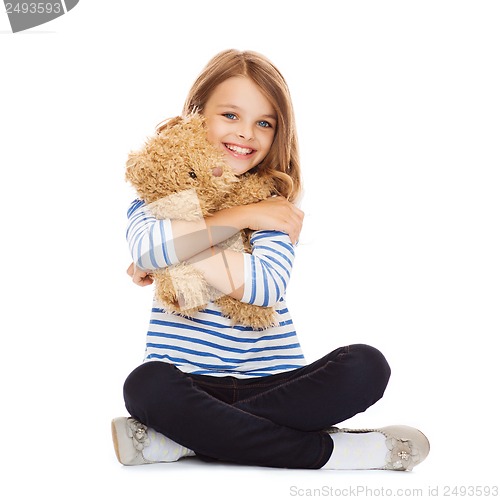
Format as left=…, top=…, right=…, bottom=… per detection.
left=186, top=230, right=297, bottom=304
left=126, top=199, right=242, bottom=270
left=126, top=196, right=303, bottom=271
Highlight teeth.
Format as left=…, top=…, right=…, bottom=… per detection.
left=226, top=144, right=253, bottom=155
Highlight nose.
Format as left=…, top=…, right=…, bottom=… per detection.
left=238, top=123, right=254, bottom=141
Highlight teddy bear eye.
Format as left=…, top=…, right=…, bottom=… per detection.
left=189, top=171, right=197, bottom=179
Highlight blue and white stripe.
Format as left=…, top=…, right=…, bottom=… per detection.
left=241, top=231, right=294, bottom=307
left=144, top=302, right=305, bottom=377
left=126, top=199, right=178, bottom=270
left=126, top=199, right=306, bottom=378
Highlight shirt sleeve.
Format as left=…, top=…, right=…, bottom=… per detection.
left=241, top=230, right=295, bottom=307
left=126, top=199, right=180, bottom=270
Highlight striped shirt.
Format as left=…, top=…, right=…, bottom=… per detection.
left=127, top=199, right=306, bottom=378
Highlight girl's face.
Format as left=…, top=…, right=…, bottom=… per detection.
left=203, top=76, right=277, bottom=175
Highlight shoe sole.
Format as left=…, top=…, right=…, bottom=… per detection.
left=111, top=418, right=125, bottom=464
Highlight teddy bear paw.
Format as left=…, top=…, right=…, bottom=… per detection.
left=216, top=297, right=277, bottom=330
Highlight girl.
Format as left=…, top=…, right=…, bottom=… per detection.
left=112, top=49, right=429, bottom=470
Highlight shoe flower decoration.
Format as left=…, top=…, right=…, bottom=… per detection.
left=126, top=419, right=151, bottom=451
left=385, top=437, right=420, bottom=471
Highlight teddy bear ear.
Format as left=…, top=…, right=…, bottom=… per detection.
left=125, top=152, right=142, bottom=183
left=166, top=116, right=184, bottom=128
left=157, top=115, right=184, bottom=134
left=125, top=154, right=135, bottom=171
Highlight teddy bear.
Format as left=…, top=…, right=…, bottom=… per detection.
left=125, top=113, right=278, bottom=329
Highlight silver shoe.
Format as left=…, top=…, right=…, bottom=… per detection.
left=111, top=417, right=153, bottom=465
left=329, top=425, right=430, bottom=471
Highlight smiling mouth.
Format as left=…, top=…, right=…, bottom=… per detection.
left=224, top=143, right=255, bottom=156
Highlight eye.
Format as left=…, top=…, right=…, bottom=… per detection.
left=257, top=120, right=272, bottom=128
left=223, top=113, right=237, bottom=120
left=189, top=171, right=197, bottom=179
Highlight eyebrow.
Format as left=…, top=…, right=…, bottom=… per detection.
left=217, top=104, right=277, bottom=121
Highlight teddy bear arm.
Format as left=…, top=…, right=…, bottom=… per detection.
left=215, top=296, right=277, bottom=330
left=153, top=263, right=211, bottom=315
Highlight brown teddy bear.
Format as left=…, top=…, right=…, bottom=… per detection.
left=125, top=113, right=278, bottom=329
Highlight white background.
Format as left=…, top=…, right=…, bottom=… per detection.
left=1, top=1, right=499, bottom=498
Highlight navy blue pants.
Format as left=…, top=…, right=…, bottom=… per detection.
left=123, top=343, right=391, bottom=469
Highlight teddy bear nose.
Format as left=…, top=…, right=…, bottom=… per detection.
left=212, top=167, right=223, bottom=177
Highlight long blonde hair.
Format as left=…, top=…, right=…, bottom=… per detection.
left=159, top=49, right=302, bottom=202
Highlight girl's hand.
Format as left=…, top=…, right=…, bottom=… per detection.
left=243, top=196, right=304, bottom=244
left=127, top=262, right=154, bottom=287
